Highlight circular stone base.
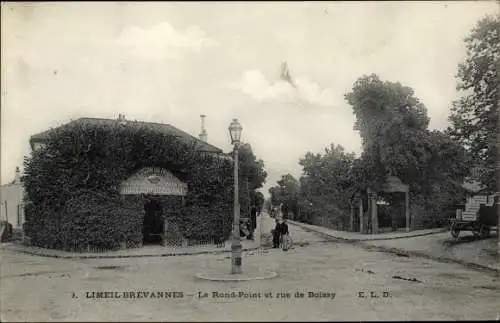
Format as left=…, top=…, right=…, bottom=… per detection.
left=195, top=270, right=278, bottom=281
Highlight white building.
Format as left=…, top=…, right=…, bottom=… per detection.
left=1, top=167, right=25, bottom=228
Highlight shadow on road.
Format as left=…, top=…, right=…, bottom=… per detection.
left=442, top=232, right=499, bottom=247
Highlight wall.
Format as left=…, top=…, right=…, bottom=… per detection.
left=0, top=183, right=25, bottom=228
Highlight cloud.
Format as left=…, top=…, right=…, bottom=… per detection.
left=230, top=70, right=336, bottom=107
left=116, top=22, right=218, bottom=60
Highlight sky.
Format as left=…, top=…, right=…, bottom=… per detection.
left=1, top=1, right=498, bottom=196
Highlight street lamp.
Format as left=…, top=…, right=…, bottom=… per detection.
left=228, top=118, right=243, bottom=274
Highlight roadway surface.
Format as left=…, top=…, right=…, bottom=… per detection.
left=1, top=214, right=499, bottom=321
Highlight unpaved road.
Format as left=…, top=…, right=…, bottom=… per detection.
left=1, top=218, right=499, bottom=321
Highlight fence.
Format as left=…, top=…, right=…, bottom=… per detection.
left=23, top=218, right=252, bottom=253
left=312, top=215, right=348, bottom=231
left=48, top=236, right=227, bottom=253
left=163, top=235, right=226, bottom=248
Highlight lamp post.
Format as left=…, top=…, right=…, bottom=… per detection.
left=228, top=118, right=243, bottom=274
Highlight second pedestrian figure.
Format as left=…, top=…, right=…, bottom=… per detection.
left=272, top=218, right=281, bottom=248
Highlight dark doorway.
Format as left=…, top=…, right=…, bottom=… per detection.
left=353, top=207, right=360, bottom=232
left=143, top=198, right=164, bottom=245
left=377, top=192, right=405, bottom=232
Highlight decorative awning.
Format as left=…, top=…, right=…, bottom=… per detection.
left=120, top=167, right=188, bottom=196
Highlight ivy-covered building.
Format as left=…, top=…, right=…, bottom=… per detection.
left=23, top=115, right=235, bottom=251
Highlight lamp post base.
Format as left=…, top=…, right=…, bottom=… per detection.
left=231, top=262, right=242, bottom=274
left=231, top=240, right=242, bottom=274
left=196, top=270, right=278, bottom=281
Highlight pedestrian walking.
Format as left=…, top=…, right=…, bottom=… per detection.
left=250, top=205, right=257, bottom=240
left=240, top=219, right=250, bottom=238
left=272, top=218, right=281, bottom=248
left=246, top=220, right=254, bottom=240
left=280, top=219, right=290, bottom=250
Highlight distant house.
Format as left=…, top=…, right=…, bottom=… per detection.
left=0, top=167, right=25, bottom=228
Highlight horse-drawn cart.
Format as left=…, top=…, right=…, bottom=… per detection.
left=449, top=194, right=499, bottom=239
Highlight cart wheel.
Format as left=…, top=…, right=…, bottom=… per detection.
left=479, top=225, right=489, bottom=238
left=450, top=223, right=460, bottom=239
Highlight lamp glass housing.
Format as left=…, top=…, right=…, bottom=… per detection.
left=228, top=118, right=243, bottom=144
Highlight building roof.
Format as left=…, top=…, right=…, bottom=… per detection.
left=380, top=176, right=409, bottom=193
left=29, top=117, right=223, bottom=154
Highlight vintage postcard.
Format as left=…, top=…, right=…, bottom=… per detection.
left=1, top=1, right=499, bottom=321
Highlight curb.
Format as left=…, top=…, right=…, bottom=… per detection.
left=195, top=270, right=279, bottom=282
left=288, top=220, right=447, bottom=241
left=358, top=243, right=500, bottom=276
left=289, top=222, right=499, bottom=275
left=0, top=244, right=262, bottom=260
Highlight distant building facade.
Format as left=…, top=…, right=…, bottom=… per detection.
left=0, top=167, right=25, bottom=228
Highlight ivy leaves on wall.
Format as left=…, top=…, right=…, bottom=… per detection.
left=23, top=120, right=234, bottom=250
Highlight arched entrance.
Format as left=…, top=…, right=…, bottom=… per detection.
left=119, top=167, right=188, bottom=246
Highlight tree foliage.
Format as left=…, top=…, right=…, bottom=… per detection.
left=343, top=74, right=470, bottom=228
left=448, top=14, right=499, bottom=192
left=235, top=143, right=268, bottom=191
left=299, top=144, right=355, bottom=208
left=269, top=174, right=299, bottom=206
left=296, top=144, right=355, bottom=227
left=268, top=173, right=301, bottom=219
left=230, top=142, right=268, bottom=217
left=345, top=74, right=469, bottom=196
left=253, top=191, right=265, bottom=213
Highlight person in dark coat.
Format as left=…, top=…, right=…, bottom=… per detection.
left=280, top=219, right=289, bottom=248
left=246, top=221, right=253, bottom=240
left=245, top=206, right=257, bottom=241
left=251, top=206, right=257, bottom=231
left=281, top=219, right=289, bottom=236
left=272, top=218, right=281, bottom=248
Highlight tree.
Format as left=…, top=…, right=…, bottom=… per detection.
left=233, top=143, right=267, bottom=191
left=277, top=174, right=300, bottom=197
left=268, top=186, right=283, bottom=206
left=228, top=142, right=268, bottom=217
left=345, top=74, right=431, bottom=188
left=345, top=74, right=468, bottom=196
left=299, top=144, right=355, bottom=207
left=295, top=144, right=356, bottom=228
left=345, top=74, right=470, bottom=228
left=269, top=174, right=300, bottom=207
left=253, top=191, right=265, bottom=213
left=447, top=14, right=499, bottom=193
left=345, top=74, right=430, bottom=148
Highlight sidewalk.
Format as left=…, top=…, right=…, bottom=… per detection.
left=288, top=219, right=499, bottom=273
left=0, top=216, right=266, bottom=259
left=288, top=219, right=446, bottom=241
left=366, top=232, right=500, bottom=272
